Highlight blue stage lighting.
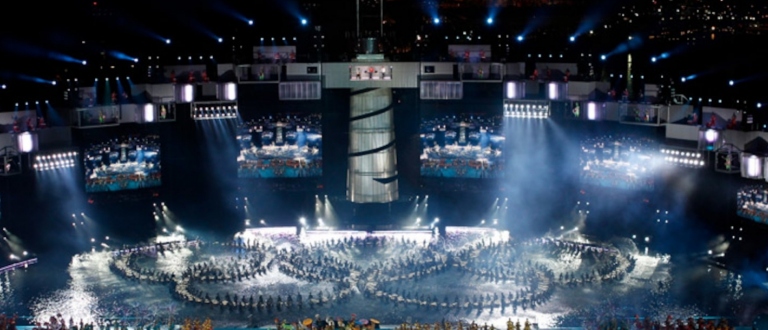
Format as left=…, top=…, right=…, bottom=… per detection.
left=433, top=18, right=440, bottom=24
left=1, top=85, right=5, bottom=89
left=729, top=80, right=734, bottom=86
left=681, top=77, right=686, bottom=82
left=758, top=103, right=762, bottom=108
left=651, top=57, right=657, bottom=63
left=248, top=20, right=254, bottom=25
left=133, top=58, right=138, bottom=63
left=486, top=18, right=493, bottom=24
left=517, top=35, right=524, bottom=42
left=218, top=37, right=223, bottom=43
left=569, top=36, right=575, bottom=42
left=301, top=19, right=307, bottom=25
left=600, top=55, right=606, bottom=61
left=165, top=39, right=171, bottom=44
left=51, top=81, right=56, bottom=86
left=82, top=60, right=87, bottom=65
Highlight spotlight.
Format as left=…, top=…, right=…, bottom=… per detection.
left=486, top=17, right=493, bottom=24
left=248, top=20, right=254, bottom=25
left=517, top=35, right=523, bottom=42
left=729, top=80, right=734, bottom=86
left=651, top=57, right=657, bottom=63
left=133, top=58, right=139, bottom=63
left=165, top=39, right=171, bottom=44
left=82, top=60, right=87, bottom=65
left=681, top=77, right=686, bottom=82
left=569, top=36, right=575, bottom=42
left=600, top=55, right=606, bottom=61
left=433, top=18, right=440, bottom=24
left=301, top=19, right=307, bottom=25
left=51, top=81, right=56, bottom=86
left=1, top=84, right=5, bottom=89
left=218, top=37, right=223, bottom=43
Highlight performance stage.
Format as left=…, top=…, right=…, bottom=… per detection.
left=2, top=226, right=748, bottom=329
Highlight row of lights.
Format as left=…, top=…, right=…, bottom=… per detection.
left=504, top=103, right=551, bottom=119
left=661, top=149, right=705, bottom=167
left=192, top=104, right=239, bottom=120
left=33, top=152, right=78, bottom=171
left=178, top=56, right=216, bottom=61
left=93, top=77, right=131, bottom=82
left=14, top=100, right=49, bottom=106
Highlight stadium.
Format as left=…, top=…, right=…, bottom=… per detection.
left=0, top=0, right=767, bottom=329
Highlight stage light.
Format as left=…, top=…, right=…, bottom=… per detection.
left=517, top=35, right=523, bottom=42
left=433, top=18, right=440, bottom=24
left=165, top=39, right=171, bottom=44
left=182, top=84, right=194, bottom=103
left=218, top=37, right=223, bottom=43
left=705, top=129, right=717, bottom=143
left=248, top=20, right=254, bottom=25
left=548, top=83, right=559, bottom=100
left=133, top=58, right=138, bottom=63
left=301, top=19, right=307, bottom=25
left=651, top=57, right=657, bottom=63
left=486, top=18, right=493, bottom=24
left=144, top=104, right=155, bottom=122
left=224, top=82, right=237, bottom=101
left=51, top=81, right=56, bottom=86
left=1, top=84, right=5, bottom=89
left=82, top=60, right=87, bottom=65
left=18, top=132, right=33, bottom=153
left=600, top=55, right=606, bottom=61
left=681, top=77, right=686, bottom=82
left=587, top=102, right=597, bottom=120
left=758, top=103, right=762, bottom=108
left=569, top=36, right=575, bottom=42
left=506, top=82, right=517, bottom=99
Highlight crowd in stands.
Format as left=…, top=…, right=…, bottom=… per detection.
left=736, top=185, right=768, bottom=224
left=580, top=136, right=657, bottom=191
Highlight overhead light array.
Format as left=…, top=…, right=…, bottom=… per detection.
left=660, top=148, right=705, bottom=167
left=504, top=102, right=550, bottom=118
left=192, top=103, right=239, bottom=120
left=34, top=152, right=78, bottom=171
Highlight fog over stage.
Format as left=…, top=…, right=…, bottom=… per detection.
left=0, top=224, right=753, bottom=329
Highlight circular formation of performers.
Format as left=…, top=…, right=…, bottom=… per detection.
left=107, top=232, right=637, bottom=321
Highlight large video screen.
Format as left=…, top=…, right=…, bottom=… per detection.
left=237, top=114, right=322, bottom=178
left=420, top=113, right=504, bottom=178
left=580, top=136, right=657, bottom=191
left=84, top=135, right=161, bottom=192
left=737, top=185, right=768, bottom=225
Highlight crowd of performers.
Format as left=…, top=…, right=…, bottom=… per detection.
left=580, top=136, right=657, bottom=191
left=736, top=184, right=768, bottom=224
left=106, top=231, right=638, bottom=323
